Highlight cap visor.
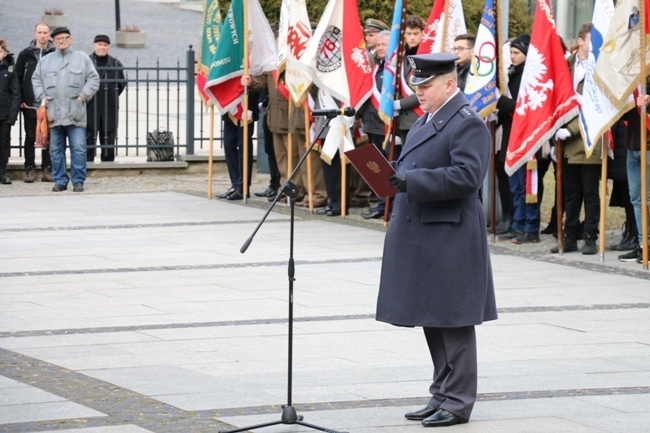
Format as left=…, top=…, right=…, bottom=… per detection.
left=410, top=75, right=436, bottom=86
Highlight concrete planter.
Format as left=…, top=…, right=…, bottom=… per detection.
left=116, top=30, right=146, bottom=48
left=41, top=14, right=69, bottom=28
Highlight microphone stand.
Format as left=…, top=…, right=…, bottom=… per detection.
left=221, top=112, right=347, bottom=433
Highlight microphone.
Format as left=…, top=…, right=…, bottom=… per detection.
left=311, top=107, right=356, bottom=117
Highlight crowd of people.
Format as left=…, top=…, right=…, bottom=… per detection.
left=0, top=23, right=124, bottom=191
left=211, top=15, right=649, bottom=266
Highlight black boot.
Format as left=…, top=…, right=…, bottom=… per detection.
left=618, top=220, right=639, bottom=251
left=495, top=213, right=512, bottom=235
left=550, top=235, right=578, bottom=253
left=581, top=234, right=598, bottom=255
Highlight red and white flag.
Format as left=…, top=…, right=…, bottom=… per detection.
left=298, top=0, right=372, bottom=110
left=505, top=0, right=579, bottom=175
left=285, top=0, right=313, bottom=105
left=418, top=0, right=467, bottom=54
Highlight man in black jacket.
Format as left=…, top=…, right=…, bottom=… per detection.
left=14, top=22, right=54, bottom=182
left=86, top=34, right=126, bottom=162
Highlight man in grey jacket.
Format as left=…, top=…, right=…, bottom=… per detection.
left=32, top=27, right=99, bottom=192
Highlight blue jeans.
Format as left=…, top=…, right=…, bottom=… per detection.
left=49, top=125, right=87, bottom=185
left=509, top=165, right=540, bottom=234
left=626, top=149, right=650, bottom=243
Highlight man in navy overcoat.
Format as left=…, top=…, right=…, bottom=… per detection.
left=376, top=52, right=498, bottom=427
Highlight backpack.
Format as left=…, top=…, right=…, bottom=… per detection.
left=146, top=129, right=175, bottom=162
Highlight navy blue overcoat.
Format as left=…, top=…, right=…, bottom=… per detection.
left=376, top=91, right=497, bottom=328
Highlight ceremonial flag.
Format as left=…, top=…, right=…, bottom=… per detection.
left=594, top=0, right=650, bottom=106
left=464, top=0, right=498, bottom=118
left=286, top=0, right=313, bottom=105
left=578, top=0, right=627, bottom=157
left=418, top=0, right=467, bottom=54
left=299, top=0, right=373, bottom=110
left=196, top=0, right=222, bottom=104
left=204, top=0, right=276, bottom=113
left=378, top=0, right=403, bottom=125
left=277, top=0, right=290, bottom=77
left=505, top=0, right=579, bottom=175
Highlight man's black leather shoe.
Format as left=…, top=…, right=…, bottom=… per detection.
left=421, top=409, right=468, bottom=427
left=315, top=206, right=332, bottom=215
left=52, top=184, right=67, bottom=192
left=361, top=209, right=383, bottom=219
left=404, top=405, right=437, bottom=421
left=326, top=207, right=341, bottom=216
left=227, top=190, right=248, bottom=200
left=254, top=186, right=277, bottom=197
left=217, top=188, right=235, bottom=199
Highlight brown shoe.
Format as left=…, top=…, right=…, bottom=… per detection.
left=24, top=166, right=36, bottom=183
left=42, top=167, right=54, bottom=182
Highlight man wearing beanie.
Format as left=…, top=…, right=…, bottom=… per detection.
left=32, top=27, right=99, bottom=192
left=86, top=34, right=126, bottom=162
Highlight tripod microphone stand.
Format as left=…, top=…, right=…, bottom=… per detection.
left=220, top=112, right=349, bottom=433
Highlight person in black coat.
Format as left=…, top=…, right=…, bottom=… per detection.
left=14, top=22, right=55, bottom=182
left=86, top=35, right=126, bottom=162
left=376, top=53, right=497, bottom=427
left=0, top=38, right=21, bottom=184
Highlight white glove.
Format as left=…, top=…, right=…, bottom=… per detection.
left=486, top=112, right=498, bottom=123
left=554, top=128, right=571, bottom=141
left=550, top=146, right=557, bottom=163
left=393, top=100, right=401, bottom=111
left=258, top=102, right=266, bottom=114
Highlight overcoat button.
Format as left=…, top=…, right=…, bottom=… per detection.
left=406, top=216, right=411, bottom=222
left=412, top=162, right=417, bottom=167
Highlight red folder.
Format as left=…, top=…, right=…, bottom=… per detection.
left=344, top=145, right=398, bottom=198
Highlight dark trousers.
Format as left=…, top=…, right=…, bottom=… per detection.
left=322, top=151, right=343, bottom=210
left=223, top=117, right=254, bottom=191
left=563, top=161, right=600, bottom=238
left=424, top=326, right=477, bottom=421
left=22, top=108, right=51, bottom=168
left=496, top=158, right=513, bottom=217
left=86, top=128, right=117, bottom=162
left=262, top=115, right=280, bottom=190
left=0, top=121, right=10, bottom=172
left=369, top=132, right=388, bottom=212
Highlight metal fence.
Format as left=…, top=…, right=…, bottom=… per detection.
left=11, top=47, right=246, bottom=160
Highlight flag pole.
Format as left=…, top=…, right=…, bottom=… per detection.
left=490, top=0, right=503, bottom=240
left=383, top=0, right=408, bottom=225
left=303, top=102, right=314, bottom=211
left=288, top=102, right=294, bottom=204
left=242, top=0, right=250, bottom=203
left=554, top=140, right=564, bottom=253
left=640, top=0, right=649, bottom=269
left=599, top=139, right=608, bottom=262
left=341, top=124, right=347, bottom=217
left=207, top=104, right=215, bottom=199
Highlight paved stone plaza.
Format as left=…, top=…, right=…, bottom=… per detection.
left=1, top=170, right=649, bottom=433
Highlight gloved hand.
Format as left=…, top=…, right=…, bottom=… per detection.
left=393, top=100, right=401, bottom=112
left=550, top=146, right=557, bottom=163
left=388, top=173, right=407, bottom=192
left=554, top=128, right=571, bottom=141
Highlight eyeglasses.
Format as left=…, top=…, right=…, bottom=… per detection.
left=453, top=46, right=471, bottom=52
left=54, top=35, right=71, bottom=42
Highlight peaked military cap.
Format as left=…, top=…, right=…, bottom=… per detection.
left=364, top=18, right=389, bottom=33
left=408, top=53, right=459, bottom=86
